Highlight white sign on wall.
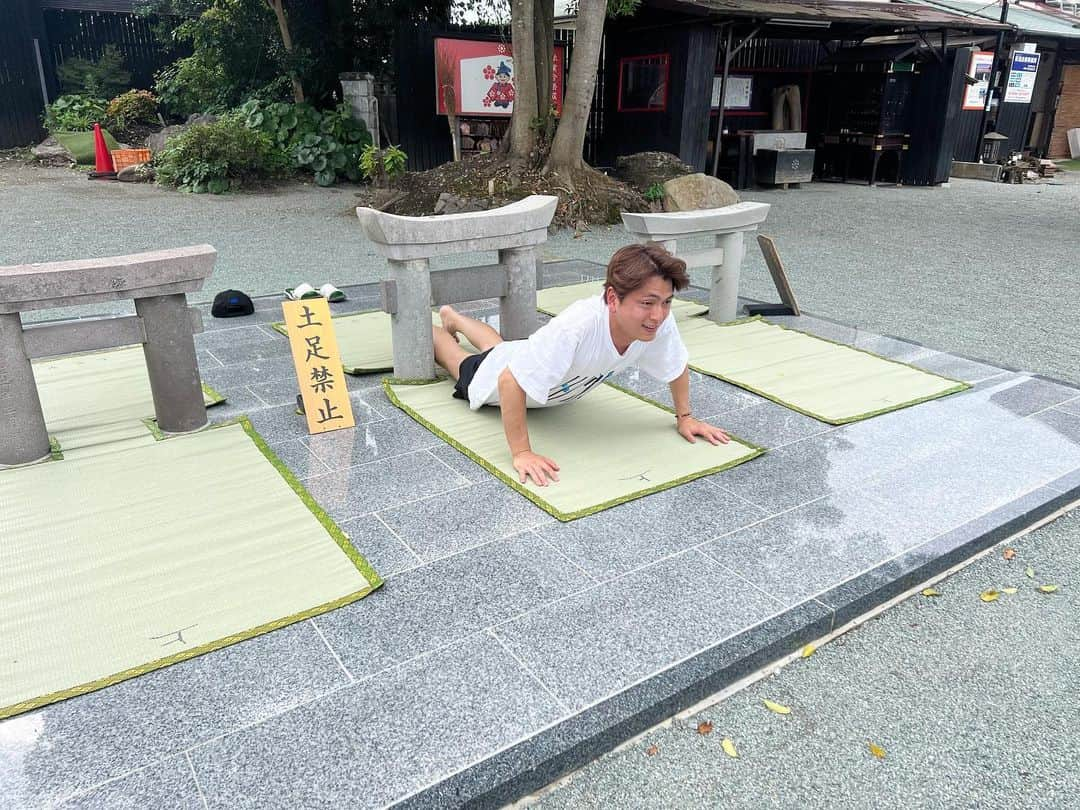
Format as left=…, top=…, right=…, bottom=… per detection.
left=711, top=75, right=753, bottom=109
left=1004, top=51, right=1040, bottom=104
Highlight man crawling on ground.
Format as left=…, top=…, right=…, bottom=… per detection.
left=432, top=243, right=730, bottom=487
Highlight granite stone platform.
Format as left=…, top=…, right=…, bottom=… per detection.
left=2, top=260, right=1078, bottom=809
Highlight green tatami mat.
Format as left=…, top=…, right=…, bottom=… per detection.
left=536, top=281, right=709, bottom=320
left=387, top=379, right=763, bottom=521
left=678, top=316, right=970, bottom=425
left=52, top=129, right=119, bottom=164
left=272, top=310, right=477, bottom=374
left=0, top=420, right=381, bottom=720
left=32, top=346, right=225, bottom=458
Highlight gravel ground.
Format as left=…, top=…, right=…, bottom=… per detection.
left=531, top=508, right=1080, bottom=810
left=1, top=161, right=1076, bottom=383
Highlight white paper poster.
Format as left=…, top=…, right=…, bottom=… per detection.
left=963, top=51, right=994, bottom=111
left=712, top=75, right=753, bottom=109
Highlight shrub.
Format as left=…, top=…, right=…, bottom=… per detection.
left=154, top=57, right=233, bottom=119
left=56, top=45, right=131, bottom=99
left=359, top=144, right=407, bottom=188
left=154, top=117, right=288, bottom=193
left=43, top=95, right=108, bottom=133
left=106, top=90, right=159, bottom=130
left=240, top=100, right=371, bottom=186
left=644, top=182, right=665, bottom=203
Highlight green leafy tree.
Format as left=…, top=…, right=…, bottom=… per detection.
left=504, top=0, right=640, bottom=173
left=141, top=0, right=311, bottom=117
left=329, top=0, right=452, bottom=80
left=142, top=0, right=452, bottom=120
left=56, top=45, right=131, bottom=99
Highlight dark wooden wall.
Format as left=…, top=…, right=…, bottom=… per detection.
left=902, top=47, right=969, bottom=185
left=393, top=24, right=454, bottom=171
left=678, top=26, right=718, bottom=171
left=0, top=0, right=180, bottom=148
left=1, top=0, right=51, bottom=148
left=599, top=22, right=716, bottom=170
left=44, top=8, right=181, bottom=92
left=952, top=48, right=1035, bottom=161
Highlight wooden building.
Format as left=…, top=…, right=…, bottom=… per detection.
left=599, top=0, right=1013, bottom=186
left=917, top=0, right=1080, bottom=159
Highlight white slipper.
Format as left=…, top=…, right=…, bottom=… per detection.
left=319, top=283, right=347, bottom=303
left=285, top=282, right=320, bottom=300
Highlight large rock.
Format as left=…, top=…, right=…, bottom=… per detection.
left=147, top=115, right=220, bottom=154
left=146, top=125, right=187, bottom=155
left=432, top=192, right=489, bottom=215
left=116, top=163, right=153, bottom=182
left=662, top=173, right=740, bottom=212
left=613, top=151, right=694, bottom=192
left=31, top=137, right=74, bottom=167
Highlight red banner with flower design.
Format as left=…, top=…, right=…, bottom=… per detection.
left=434, top=37, right=564, bottom=117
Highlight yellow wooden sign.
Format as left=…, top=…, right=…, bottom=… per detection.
left=282, top=298, right=355, bottom=435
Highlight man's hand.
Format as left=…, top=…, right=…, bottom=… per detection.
left=677, top=415, right=730, bottom=445
left=513, top=450, right=560, bottom=486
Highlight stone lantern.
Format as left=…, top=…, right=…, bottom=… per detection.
left=980, top=132, right=1009, bottom=164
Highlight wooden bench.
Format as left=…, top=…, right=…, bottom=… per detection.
left=0, top=245, right=216, bottom=466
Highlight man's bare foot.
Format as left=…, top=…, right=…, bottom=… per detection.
left=439, top=305, right=460, bottom=337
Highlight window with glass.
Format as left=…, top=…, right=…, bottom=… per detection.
left=617, top=54, right=670, bottom=112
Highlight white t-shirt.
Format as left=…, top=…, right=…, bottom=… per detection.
left=466, top=294, right=688, bottom=410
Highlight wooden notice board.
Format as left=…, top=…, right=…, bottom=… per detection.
left=282, top=298, right=355, bottom=435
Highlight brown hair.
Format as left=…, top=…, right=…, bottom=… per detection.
left=604, top=243, right=689, bottom=301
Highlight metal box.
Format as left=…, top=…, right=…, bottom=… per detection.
left=749, top=130, right=807, bottom=154
left=755, top=148, right=815, bottom=185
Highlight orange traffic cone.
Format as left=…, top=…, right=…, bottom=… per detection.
left=88, top=122, right=116, bottom=180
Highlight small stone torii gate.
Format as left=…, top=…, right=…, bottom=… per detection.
left=357, top=195, right=558, bottom=380
left=621, top=201, right=772, bottom=323
left=0, top=246, right=216, bottom=467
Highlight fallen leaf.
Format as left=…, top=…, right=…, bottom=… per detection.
left=869, top=742, right=886, bottom=760
left=1003, top=548, right=1016, bottom=560
left=801, top=643, right=816, bottom=658
left=979, top=589, right=1000, bottom=603
left=921, top=588, right=942, bottom=597
left=645, top=745, right=659, bottom=757
left=1038, top=584, right=1060, bottom=594
left=697, top=721, right=714, bottom=736
left=1002, top=587, right=1019, bottom=595
left=721, top=738, right=739, bottom=758
left=1025, top=566, right=1035, bottom=579
left=763, top=699, right=791, bottom=715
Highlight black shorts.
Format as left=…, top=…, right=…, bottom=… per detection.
left=453, top=348, right=494, bottom=400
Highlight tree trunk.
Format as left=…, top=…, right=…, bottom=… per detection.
left=508, top=0, right=539, bottom=161
left=533, top=0, right=554, bottom=119
left=544, top=0, right=605, bottom=172
left=267, top=0, right=305, bottom=103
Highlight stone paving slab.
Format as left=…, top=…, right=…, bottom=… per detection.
left=2, top=264, right=1077, bottom=809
